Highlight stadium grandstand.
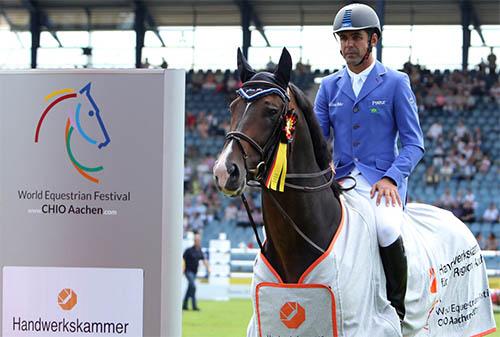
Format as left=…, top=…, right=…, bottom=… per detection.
left=1, top=0, right=500, bottom=325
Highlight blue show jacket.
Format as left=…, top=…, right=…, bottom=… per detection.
left=314, top=61, right=425, bottom=201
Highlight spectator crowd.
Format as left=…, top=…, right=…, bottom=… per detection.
left=182, top=55, right=499, bottom=249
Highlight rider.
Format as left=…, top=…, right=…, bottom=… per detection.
left=314, top=3, right=425, bottom=325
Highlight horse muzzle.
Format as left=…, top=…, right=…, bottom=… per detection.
left=213, top=159, right=246, bottom=197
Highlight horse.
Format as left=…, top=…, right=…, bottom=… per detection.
left=35, top=82, right=111, bottom=184
left=213, top=48, right=495, bottom=337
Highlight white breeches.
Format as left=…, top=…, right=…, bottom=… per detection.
left=349, top=169, right=403, bottom=247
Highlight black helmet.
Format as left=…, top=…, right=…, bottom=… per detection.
left=333, top=3, right=381, bottom=38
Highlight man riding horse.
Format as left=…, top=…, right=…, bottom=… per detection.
left=314, top=3, right=425, bottom=327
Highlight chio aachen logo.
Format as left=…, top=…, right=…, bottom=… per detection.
left=35, top=83, right=111, bottom=184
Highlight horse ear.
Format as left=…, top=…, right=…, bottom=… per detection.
left=80, top=82, right=92, bottom=94
left=274, top=48, right=292, bottom=87
left=237, top=48, right=256, bottom=83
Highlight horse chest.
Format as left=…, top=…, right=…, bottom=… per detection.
left=248, top=198, right=401, bottom=337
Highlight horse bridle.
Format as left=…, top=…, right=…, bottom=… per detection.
left=224, top=80, right=336, bottom=254
left=225, top=80, right=335, bottom=192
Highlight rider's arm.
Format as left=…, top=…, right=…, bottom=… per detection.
left=383, top=73, right=425, bottom=188
left=314, top=80, right=331, bottom=139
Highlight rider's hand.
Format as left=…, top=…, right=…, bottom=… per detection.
left=370, top=177, right=402, bottom=207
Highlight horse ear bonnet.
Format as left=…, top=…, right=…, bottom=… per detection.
left=237, top=48, right=257, bottom=83
left=237, top=48, right=292, bottom=92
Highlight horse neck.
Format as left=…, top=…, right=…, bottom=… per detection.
left=261, top=108, right=341, bottom=283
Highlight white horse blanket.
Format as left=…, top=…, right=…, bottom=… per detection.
left=247, top=189, right=496, bottom=337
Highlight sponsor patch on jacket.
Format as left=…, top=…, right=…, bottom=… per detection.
left=371, top=100, right=386, bottom=105
left=329, top=101, right=344, bottom=107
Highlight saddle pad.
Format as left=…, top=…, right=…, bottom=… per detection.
left=255, top=283, right=337, bottom=337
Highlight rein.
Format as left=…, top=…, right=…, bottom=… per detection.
left=224, top=81, right=336, bottom=254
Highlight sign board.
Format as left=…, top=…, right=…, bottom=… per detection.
left=3, top=267, right=143, bottom=336
left=0, top=70, right=185, bottom=337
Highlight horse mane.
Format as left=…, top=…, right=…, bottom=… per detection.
left=288, top=83, right=342, bottom=197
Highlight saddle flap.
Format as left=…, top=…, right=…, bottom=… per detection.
left=255, top=282, right=338, bottom=337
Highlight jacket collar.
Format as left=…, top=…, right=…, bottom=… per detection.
left=336, top=61, right=387, bottom=103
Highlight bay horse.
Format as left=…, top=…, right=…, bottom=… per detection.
left=213, top=48, right=495, bottom=337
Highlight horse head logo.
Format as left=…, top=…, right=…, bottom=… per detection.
left=35, top=82, right=111, bottom=184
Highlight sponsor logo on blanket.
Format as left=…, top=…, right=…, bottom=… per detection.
left=279, top=302, right=305, bottom=329
left=438, top=244, right=483, bottom=287
left=429, top=268, right=438, bottom=294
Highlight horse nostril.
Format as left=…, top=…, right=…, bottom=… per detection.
left=228, top=164, right=239, bottom=177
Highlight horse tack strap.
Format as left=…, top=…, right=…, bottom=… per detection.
left=226, top=131, right=265, bottom=157
left=241, top=193, right=264, bottom=252
left=266, top=190, right=326, bottom=254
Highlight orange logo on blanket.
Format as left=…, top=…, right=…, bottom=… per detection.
left=279, top=301, right=306, bottom=329
left=429, top=268, right=437, bottom=294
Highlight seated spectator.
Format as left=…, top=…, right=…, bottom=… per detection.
left=454, top=119, right=468, bottom=140
left=190, top=212, right=206, bottom=231
left=490, top=81, right=500, bottom=105
left=476, top=232, right=486, bottom=250
left=236, top=206, right=250, bottom=227
left=432, top=142, right=445, bottom=167
left=191, top=70, right=205, bottom=91
left=424, top=165, right=440, bottom=185
left=460, top=201, right=476, bottom=223
left=186, top=111, right=197, bottom=131
left=224, top=203, right=238, bottom=221
left=266, top=57, right=276, bottom=71
left=463, top=189, right=477, bottom=209
left=483, top=203, right=499, bottom=223
left=478, top=155, right=491, bottom=173
left=456, top=154, right=475, bottom=180
left=439, top=160, right=454, bottom=182
left=202, top=71, right=218, bottom=90
left=251, top=207, right=263, bottom=226
left=436, top=188, right=455, bottom=210
left=486, top=233, right=498, bottom=250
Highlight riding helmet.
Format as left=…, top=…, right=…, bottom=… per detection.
left=333, top=3, right=381, bottom=38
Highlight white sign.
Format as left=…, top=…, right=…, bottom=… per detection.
left=3, top=267, right=143, bottom=336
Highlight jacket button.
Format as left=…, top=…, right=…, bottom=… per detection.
left=353, top=106, right=359, bottom=113
left=353, top=124, right=360, bottom=129
left=353, top=141, right=360, bottom=147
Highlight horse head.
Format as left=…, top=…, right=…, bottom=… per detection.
left=76, top=82, right=111, bottom=150
left=35, top=82, right=111, bottom=184
left=213, top=48, right=293, bottom=196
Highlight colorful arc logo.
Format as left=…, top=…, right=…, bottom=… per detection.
left=35, top=83, right=111, bottom=184
left=58, top=288, right=78, bottom=311
left=280, top=301, right=306, bottom=329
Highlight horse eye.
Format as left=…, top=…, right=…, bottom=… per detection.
left=89, top=110, right=94, bottom=117
left=269, top=107, right=279, bottom=115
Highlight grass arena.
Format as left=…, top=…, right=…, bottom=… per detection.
left=182, top=298, right=500, bottom=337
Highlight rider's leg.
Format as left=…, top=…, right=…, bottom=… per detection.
left=350, top=170, right=407, bottom=322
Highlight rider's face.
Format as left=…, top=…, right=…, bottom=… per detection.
left=338, top=30, right=374, bottom=66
